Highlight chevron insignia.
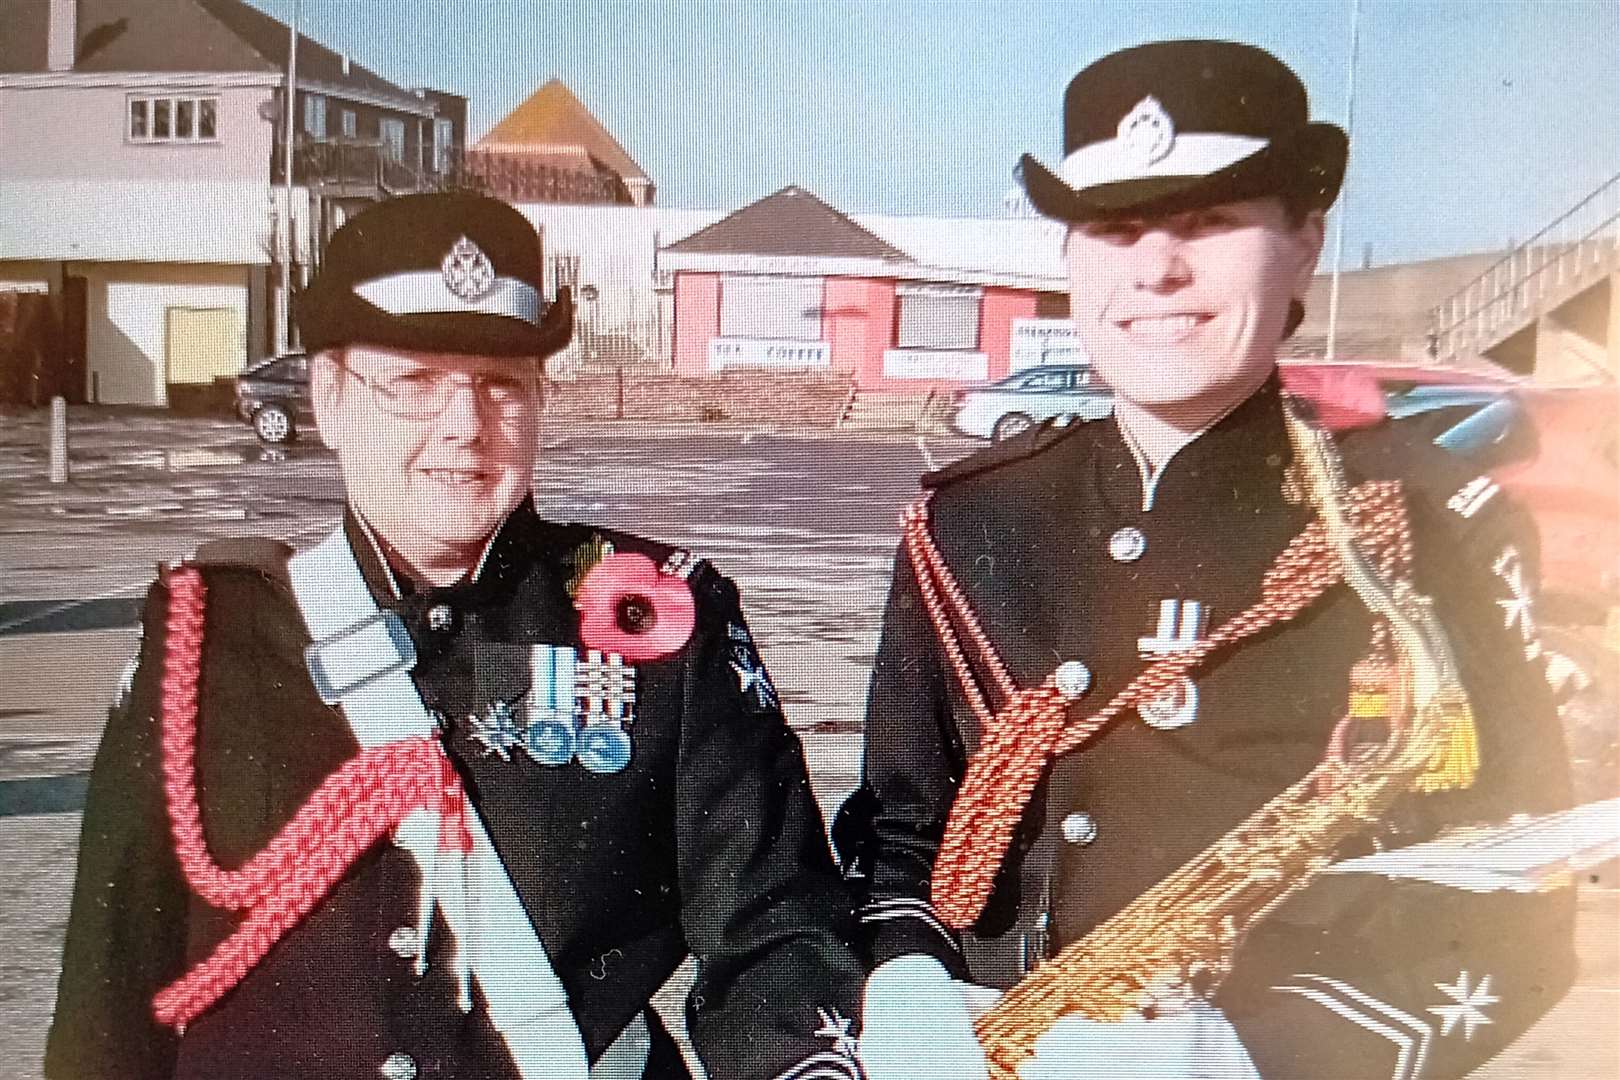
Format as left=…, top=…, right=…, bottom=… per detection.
left=1273, top=974, right=1435, bottom=1079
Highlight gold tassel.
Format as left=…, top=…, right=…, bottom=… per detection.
left=1411, top=695, right=1479, bottom=793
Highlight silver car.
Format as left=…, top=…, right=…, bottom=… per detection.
left=950, top=365, right=1113, bottom=441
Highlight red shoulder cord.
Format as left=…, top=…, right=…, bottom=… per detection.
left=150, top=567, right=467, bottom=1031
left=903, top=481, right=1412, bottom=928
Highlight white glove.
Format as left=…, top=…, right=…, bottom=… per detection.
left=1016, top=1002, right=1260, bottom=1080
left=860, top=954, right=995, bottom=1080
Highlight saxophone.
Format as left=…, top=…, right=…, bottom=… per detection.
left=973, top=400, right=1477, bottom=1079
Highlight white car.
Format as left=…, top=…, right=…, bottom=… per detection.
left=950, top=365, right=1113, bottom=441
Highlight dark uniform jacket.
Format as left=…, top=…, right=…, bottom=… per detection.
left=46, top=499, right=867, bottom=1080
left=839, top=379, right=1576, bottom=1079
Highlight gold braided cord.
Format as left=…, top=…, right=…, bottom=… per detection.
left=973, top=402, right=1477, bottom=1079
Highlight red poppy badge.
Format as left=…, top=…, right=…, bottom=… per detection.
left=575, top=552, right=696, bottom=661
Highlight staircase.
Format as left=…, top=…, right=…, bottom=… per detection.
left=1429, top=172, right=1620, bottom=368
left=837, top=388, right=953, bottom=432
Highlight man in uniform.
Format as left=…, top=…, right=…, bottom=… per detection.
left=842, top=40, right=1575, bottom=1080
left=47, top=193, right=868, bottom=1080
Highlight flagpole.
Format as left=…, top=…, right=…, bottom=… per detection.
left=1325, top=0, right=1360, bottom=363
left=280, top=0, right=299, bottom=353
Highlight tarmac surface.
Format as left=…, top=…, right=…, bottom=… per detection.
left=0, top=403, right=1614, bottom=1079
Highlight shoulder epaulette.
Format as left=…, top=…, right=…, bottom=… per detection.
left=191, top=537, right=295, bottom=572
left=1338, top=417, right=1510, bottom=527
left=923, top=413, right=1099, bottom=490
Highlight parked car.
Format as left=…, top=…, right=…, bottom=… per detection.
left=1280, top=360, right=1619, bottom=612
left=951, top=365, right=1113, bottom=441
left=234, top=352, right=312, bottom=444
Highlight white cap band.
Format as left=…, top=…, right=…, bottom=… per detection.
left=353, top=272, right=544, bottom=326
left=1059, top=132, right=1268, bottom=191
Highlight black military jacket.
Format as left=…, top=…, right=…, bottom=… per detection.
left=841, top=379, right=1576, bottom=1079
left=46, top=499, right=866, bottom=1080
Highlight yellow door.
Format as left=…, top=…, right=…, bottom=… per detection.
left=165, top=307, right=238, bottom=384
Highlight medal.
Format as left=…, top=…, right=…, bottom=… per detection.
left=523, top=644, right=579, bottom=766
left=1140, top=675, right=1199, bottom=730
left=572, top=650, right=635, bottom=774
left=473, top=645, right=638, bottom=773
left=524, top=717, right=576, bottom=766
left=576, top=720, right=633, bottom=775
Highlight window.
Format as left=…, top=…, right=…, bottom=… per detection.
left=895, top=282, right=981, bottom=351
left=303, top=93, right=326, bottom=137
left=380, top=117, right=406, bottom=161
left=127, top=94, right=220, bottom=143
left=719, top=275, right=823, bottom=341
left=434, top=117, right=454, bottom=171
left=340, top=108, right=357, bottom=138
left=1035, top=291, right=1070, bottom=318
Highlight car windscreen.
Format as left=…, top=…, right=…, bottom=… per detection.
left=1434, top=396, right=1537, bottom=470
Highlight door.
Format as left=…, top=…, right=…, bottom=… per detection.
left=165, top=306, right=238, bottom=412
left=62, top=275, right=87, bottom=403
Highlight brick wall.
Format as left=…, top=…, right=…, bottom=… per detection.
left=542, top=370, right=854, bottom=425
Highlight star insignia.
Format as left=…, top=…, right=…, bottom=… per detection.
left=731, top=655, right=779, bottom=710
left=1428, top=970, right=1498, bottom=1040
left=726, top=623, right=779, bottom=710
left=814, top=1007, right=859, bottom=1058
left=469, top=699, right=525, bottom=760
left=1492, top=547, right=1540, bottom=652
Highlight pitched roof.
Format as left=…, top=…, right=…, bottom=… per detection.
left=664, top=185, right=907, bottom=259
left=475, top=79, right=648, bottom=182
left=190, top=0, right=420, bottom=103
left=1, top=0, right=425, bottom=108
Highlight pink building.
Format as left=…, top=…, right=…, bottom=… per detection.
left=660, top=186, right=1078, bottom=389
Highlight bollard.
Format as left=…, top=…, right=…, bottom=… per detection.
left=49, top=395, right=68, bottom=483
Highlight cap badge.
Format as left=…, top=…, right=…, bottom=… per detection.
left=441, top=235, right=497, bottom=304
left=1118, top=95, right=1176, bottom=167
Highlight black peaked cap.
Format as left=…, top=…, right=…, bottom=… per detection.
left=1019, top=39, right=1347, bottom=221
left=297, top=192, right=573, bottom=358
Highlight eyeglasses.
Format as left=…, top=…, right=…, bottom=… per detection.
left=334, top=361, right=538, bottom=420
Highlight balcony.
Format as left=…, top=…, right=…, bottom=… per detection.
left=270, top=136, right=474, bottom=196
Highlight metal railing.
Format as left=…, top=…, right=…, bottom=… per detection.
left=1429, top=172, right=1620, bottom=361
left=463, top=150, right=633, bottom=205
left=271, top=137, right=476, bottom=194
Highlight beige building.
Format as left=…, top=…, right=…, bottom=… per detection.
left=0, top=0, right=465, bottom=407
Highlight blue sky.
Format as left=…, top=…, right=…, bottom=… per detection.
left=250, top=1, right=1619, bottom=268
